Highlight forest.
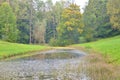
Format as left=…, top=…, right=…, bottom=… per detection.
left=0, top=0, right=120, bottom=46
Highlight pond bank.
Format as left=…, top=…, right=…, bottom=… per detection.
left=0, top=40, right=51, bottom=60
left=0, top=48, right=89, bottom=80
left=70, top=46, right=120, bottom=80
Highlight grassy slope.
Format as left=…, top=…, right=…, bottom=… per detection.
left=0, top=41, right=49, bottom=59
left=76, top=35, right=120, bottom=64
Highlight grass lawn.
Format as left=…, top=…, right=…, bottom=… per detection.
left=75, top=35, right=120, bottom=64
left=0, top=41, right=49, bottom=59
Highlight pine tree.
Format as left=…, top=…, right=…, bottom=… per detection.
left=83, top=0, right=112, bottom=42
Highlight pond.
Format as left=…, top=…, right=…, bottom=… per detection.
left=0, top=49, right=90, bottom=80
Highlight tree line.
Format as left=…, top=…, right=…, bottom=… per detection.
left=82, top=0, right=120, bottom=42
left=0, top=0, right=120, bottom=46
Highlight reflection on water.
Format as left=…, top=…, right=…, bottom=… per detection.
left=0, top=49, right=90, bottom=80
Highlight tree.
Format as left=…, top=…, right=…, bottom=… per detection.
left=33, top=0, right=46, bottom=44
left=45, top=0, right=65, bottom=43
left=83, top=0, right=112, bottom=42
left=57, top=4, right=84, bottom=46
left=15, top=0, right=35, bottom=44
left=33, top=19, right=46, bottom=44
left=0, top=2, right=18, bottom=42
left=14, top=0, right=31, bottom=44
left=107, top=0, right=120, bottom=30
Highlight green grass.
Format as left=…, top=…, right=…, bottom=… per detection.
left=0, top=40, right=49, bottom=59
left=75, top=35, right=120, bottom=64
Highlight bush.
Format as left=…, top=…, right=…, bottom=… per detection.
left=49, top=38, right=73, bottom=47
left=49, top=38, right=58, bottom=46
left=79, top=37, right=86, bottom=43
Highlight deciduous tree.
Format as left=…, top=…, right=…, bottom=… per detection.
left=57, top=4, right=84, bottom=46
left=107, top=0, right=120, bottom=30
left=0, top=2, right=18, bottom=42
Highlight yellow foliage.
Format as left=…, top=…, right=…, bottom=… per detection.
left=107, top=0, right=120, bottom=30
left=78, top=29, right=83, bottom=33
left=67, top=27, right=73, bottom=31
left=65, top=21, right=72, bottom=26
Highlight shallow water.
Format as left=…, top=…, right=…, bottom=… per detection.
left=0, top=49, right=89, bottom=80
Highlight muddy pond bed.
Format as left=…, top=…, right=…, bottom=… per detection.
left=0, top=49, right=90, bottom=80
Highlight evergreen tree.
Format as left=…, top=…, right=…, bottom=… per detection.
left=83, top=0, right=112, bottom=42
left=45, top=0, right=64, bottom=43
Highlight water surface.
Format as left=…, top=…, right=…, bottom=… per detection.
left=0, top=49, right=89, bottom=80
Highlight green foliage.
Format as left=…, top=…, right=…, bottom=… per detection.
left=83, top=0, right=113, bottom=42
left=0, top=0, right=119, bottom=46
left=79, top=37, right=87, bottom=43
left=107, top=0, right=120, bottom=30
left=76, top=35, right=120, bottom=64
left=0, top=40, right=48, bottom=59
left=45, top=1, right=64, bottom=43
left=57, top=4, right=84, bottom=46
left=0, top=2, right=18, bottom=42
left=49, top=38, right=69, bottom=46
left=49, top=38, right=58, bottom=46
left=17, top=19, right=30, bottom=43
left=15, top=0, right=30, bottom=43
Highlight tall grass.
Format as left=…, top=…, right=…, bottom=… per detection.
left=71, top=36, right=120, bottom=79
left=85, top=54, right=120, bottom=80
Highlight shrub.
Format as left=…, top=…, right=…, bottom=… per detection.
left=49, top=38, right=73, bottom=47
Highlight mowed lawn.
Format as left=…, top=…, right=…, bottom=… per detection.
left=0, top=41, right=49, bottom=59
left=76, top=35, right=120, bottom=64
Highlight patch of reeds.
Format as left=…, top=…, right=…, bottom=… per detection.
left=85, top=54, right=120, bottom=80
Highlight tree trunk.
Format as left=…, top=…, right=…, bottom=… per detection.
left=29, top=0, right=32, bottom=44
